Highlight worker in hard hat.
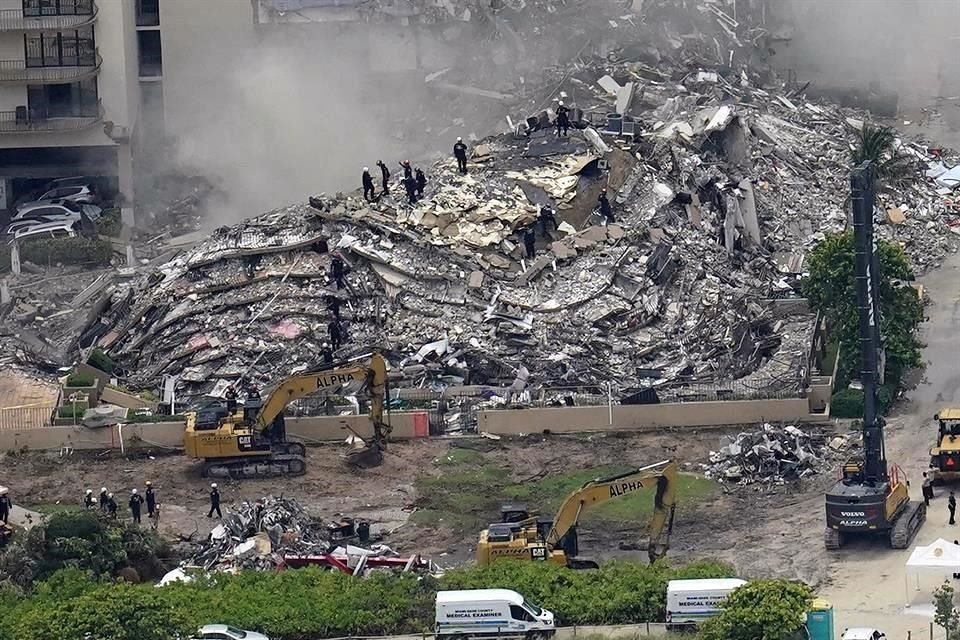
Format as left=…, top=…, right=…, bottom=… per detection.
left=99, top=487, right=109, bottom=511
left=453, top=137, right=468, bottom=174
left=106, top=492, right=117, bottom=518
left=556, top=100, right=570, bottom=137
left=145, top=481, right=156, bottom=519
left=362, top=167, right=375, bottom=202
left=83, top=488, right=95, bottom=509
left=207, top=483, right=222, bottom=519
left=129, top=488, right=144, bottom=524
left=376, top=160, right=390, bottom=195
left=0, top=487, right=9, bottom=525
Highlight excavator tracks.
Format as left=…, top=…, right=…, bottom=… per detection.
left=823, top=527, right=842, bottom=550
left=202, top=453, right=307, bottom=480
left=890, top=501, right=926, bottom=549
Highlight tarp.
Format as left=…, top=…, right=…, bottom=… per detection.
left=906, top=538, right=960, bottom=572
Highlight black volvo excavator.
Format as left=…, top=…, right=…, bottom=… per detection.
left=823, top=162, right=925, bottom=550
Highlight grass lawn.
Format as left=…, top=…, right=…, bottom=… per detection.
left=413, top=446, right=716, bottom=531
left=26, top=503, right=82, bottom=515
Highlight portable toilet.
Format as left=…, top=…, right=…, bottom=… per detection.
left=807, top=598, right=835, bottom=640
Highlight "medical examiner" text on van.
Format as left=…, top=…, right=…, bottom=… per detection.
left=435, top=589, right=556, bottom=640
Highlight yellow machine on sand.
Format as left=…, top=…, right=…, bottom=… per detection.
left=476, top=460, right=678, bottom=568
left=184, top=353, right=389, bottom=479
left=930, top=408, right=960, bottom=483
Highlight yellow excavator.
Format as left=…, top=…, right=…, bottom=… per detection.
left=476, top=460, right=678, bottom=568
left=930, top=408, right=960, bottom=483
left=184, top=353, right=389, bottom=479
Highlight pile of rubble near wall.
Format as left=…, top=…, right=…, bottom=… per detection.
left=79, top=10, right=959, bottom=408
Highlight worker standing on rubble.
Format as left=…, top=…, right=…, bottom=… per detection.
left=106, top=492, right=117, bottom=518
left=328, top=319, right=343, bottom=351
left=330, top=255, right=346, bottom=290
left=556, top=100, right=570, bottom=137
left=399, top=160, right=413, bottom=181
left=129, top=489, right=144, bottom=524
left=415, top=167, right=427, bottom=199
left=376, top=160, right=390, bottom=195
left=83, top=488, right=95, bottom=509
left=208, top=483, right=222, bottom=519
left=145, top=481, right=156, bottom=519
left=99, top=487, right=109, bottom=511
left=0, top=487, right=9, bottom=525
left=539, top=205, right=557, bottom=236
left=320, top=342, right=334, bottom=364
left=326, top=295, right=341, bottom=321
left=923, top=472, right=934, bottom=506
left=598, top=188, right=615, bottom=224
left=404, top=174, right=418, bottom=204
left=225, top=386, right=238, bottom=414
left=362, top=167, right=376, bottom=202
left=523, top=226, right=536, bottom=259
left=454, top=137, right=468, bottom=174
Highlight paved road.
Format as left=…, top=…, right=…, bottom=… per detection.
left=820, top=249, right=960, bottom=639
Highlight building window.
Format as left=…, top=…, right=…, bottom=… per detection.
left=22, top=0, right=94, bottom=17
left=27, top=78, right=99, bottom=119
left=137, top=30, right=162, bottom=77
left=24, top=28, right=95, bottom=67
left=136, top=0, right=159, bottom=27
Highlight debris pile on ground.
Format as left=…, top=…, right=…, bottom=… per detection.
left=703, top=423, right=845, bottom=485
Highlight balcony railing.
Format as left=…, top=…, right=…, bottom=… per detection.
left=0, top=100, right=103, bottom=133
left=0, top=52, right=100, bottom=83
left=0, top=1, right=97, bottom=31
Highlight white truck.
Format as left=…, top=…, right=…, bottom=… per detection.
left=666, top=578, right=747, bottom=627
left=435, top=589, right=556, bottom=640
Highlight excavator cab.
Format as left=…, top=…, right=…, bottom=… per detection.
left=931, top=409, right=960, bottom=483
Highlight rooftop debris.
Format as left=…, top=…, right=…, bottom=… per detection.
left=702, top=423, right=847, bottom=486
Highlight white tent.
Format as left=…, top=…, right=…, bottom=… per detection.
left=904, top=538, right=960, bottom=604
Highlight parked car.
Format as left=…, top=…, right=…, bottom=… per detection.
left=4, top=211, right=81, bottom=237
left=841, top=629, right=886, bottom=640
left=16, top=186, right=98, bottom=212
left=192, top=624, right=269, bottom=640
left=13, top=201, right=101, bottom=221
left=10, top=220, right=79, bottom=243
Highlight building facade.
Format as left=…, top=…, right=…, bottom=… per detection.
left=0, top=0, right=143, bottom=208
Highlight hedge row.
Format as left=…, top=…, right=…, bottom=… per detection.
left=0, top=237, right=114, bottom=272
left=0, top=559, right=734, bottom=640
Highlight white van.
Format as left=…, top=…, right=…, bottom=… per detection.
left=436, top=589, right=556, bottom=640
left=666, top=578, right=747, bottom=626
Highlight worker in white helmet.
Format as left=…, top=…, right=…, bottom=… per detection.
left=0, top=486, right=9, bottom=525
left=83, top=488, right=95, bottom=509
left=556, top=99, right=570, bottom=137
left=208, top=483, right=221, bottom=518
left=454, top=137, right=468, bottom=174
left=362, top=166, right=375, bottom=202
left=99, top=487, right=109, bottom=511
left=129, top=488, right=143, bottom=524
left=106, top=492, right=117, bottom=517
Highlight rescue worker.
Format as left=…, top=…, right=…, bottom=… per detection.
left=320, top=342, right=334, bottom=364
left=404, top=175, right=418, bottom=204
left=453, top=137, right=468, bottom=174
left=556, top=100, right=570, bottom=137
left=376, top=160, right=390, bottom=194
left=245, top=379, right=260, bottom=401
left=399, top=160, right=413, bottom=181
left=0, top=487, right=9, bottom=525
left=415, top=167, right=427, bottom=198
left=330, top=255, right=346, bottom=290
left=598, top=188, right=614, bottom=224
left=99, top=487, right=109, bottom=511
left=106, top=492, right=118, bottom=518
left=539, top=205, right=557, bottom=236
left=951, top=491, right=957, bottom=526
left=328, top=319, right=342, bottom=351
left=523, top=226, right=536, bottom=259
left=129, top=488, right=144, bottom=524
left=362, top=167, right=376, bottom=202
left=145, top=481, right=157, bottom=519
left=225, top=386, right=238, bottom=414
left=326, top=294, right=341, bottom=321
left=922, top=471, right=934, bottom=506
left=83, top=488, right=95, bottom=509
left=208, top=483, right=222, bottom=519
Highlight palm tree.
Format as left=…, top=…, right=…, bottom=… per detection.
left=850, top=123, right=914, bottom=184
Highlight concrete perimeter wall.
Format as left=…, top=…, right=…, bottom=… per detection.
left=0, top=396, right=827, bottom=452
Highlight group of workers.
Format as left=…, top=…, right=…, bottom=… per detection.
left=362, top=160, right=427, bottom=205
left=80, top=481, right=223, bottom=522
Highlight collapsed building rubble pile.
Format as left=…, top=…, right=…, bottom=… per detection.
left=703, top=423, right=846, bottom=485
left=181, top=496, right=428, bottom=576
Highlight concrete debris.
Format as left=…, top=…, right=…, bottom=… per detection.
left=703, top=423, right=846, bottom=486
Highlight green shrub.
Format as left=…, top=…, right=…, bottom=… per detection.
left=19, top=237, right=114, bottom=268
left=830, top=384, right=897, bottom=418
left=87, top=349, right=115, bottom=374
left=126, top=413, right=185, bottom=424
left=64, top=373, right=95, bottom=388
left=57, top=405, right=88, bottom=419
left=95, top=208, right=122, bottom=238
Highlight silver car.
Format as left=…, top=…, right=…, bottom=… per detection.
left=193, top=624, right=269, bottom=640
left=17, top=184, right=97, bottom=209
left=4, top=211, right=81, bottom=236
left=13, top=201, right=101, bottom=221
